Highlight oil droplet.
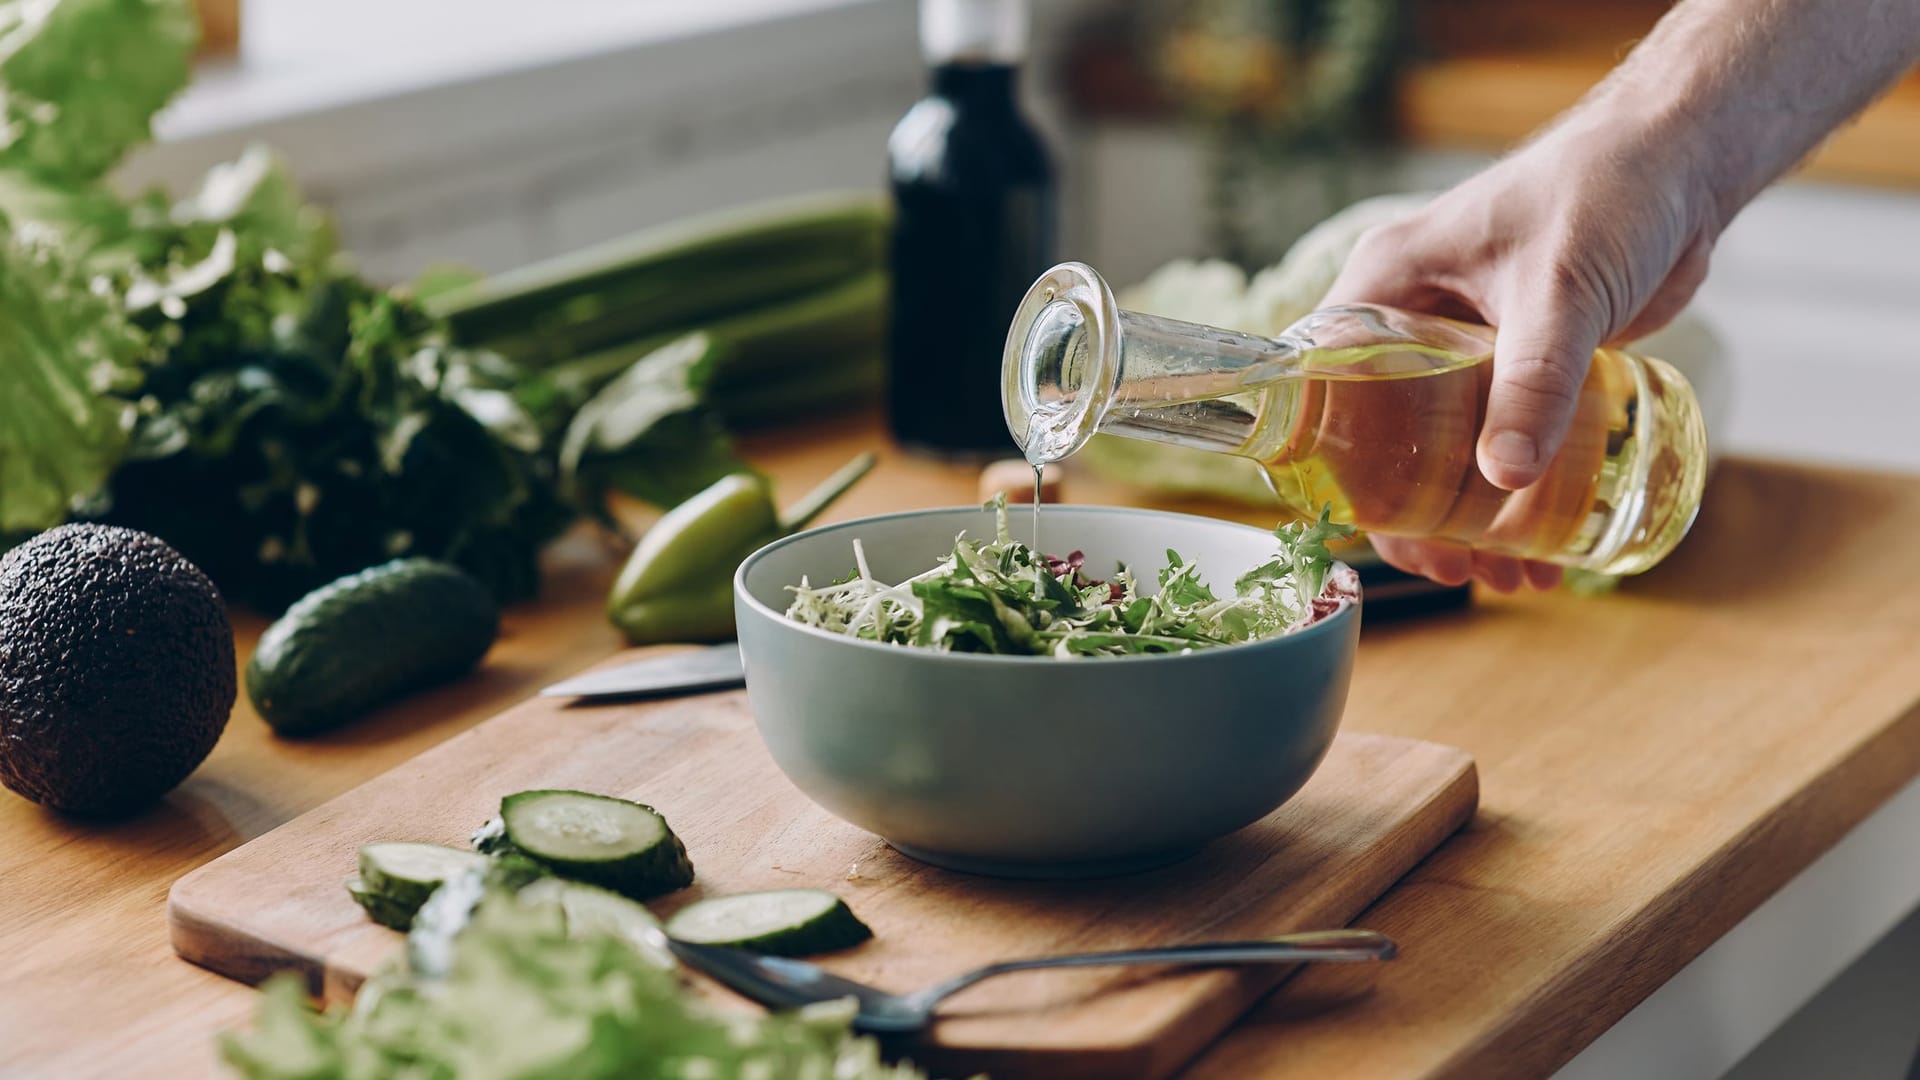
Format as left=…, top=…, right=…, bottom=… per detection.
left=1031, top=464, right=1043, bottom=551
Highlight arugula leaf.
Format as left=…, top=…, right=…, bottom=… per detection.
left=0, top=0, right=197, bottom=182
left=786, top=499, right=1353, bottom=658
left=913, top=579, right=1005, bottom=653
left=1236, top=507, right=1355, bottom=610
left=1156, top=552, right=1219, bottom=607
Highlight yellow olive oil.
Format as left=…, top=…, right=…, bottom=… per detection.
left=1236, top=342, right=1707, bottom=574
left=1003, top=263, right=1710, bottom=575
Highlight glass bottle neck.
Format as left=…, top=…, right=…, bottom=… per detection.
left=1002, top=263, right=1501, bottom=467
left=1084, top=310, right=1302, bottom=460
left=920, top=0, right=1027, bottom=66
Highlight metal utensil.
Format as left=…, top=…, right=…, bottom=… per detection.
left=540, top=643, right=745, bottom=701
left=653, top=928, right=1396, bottom=1033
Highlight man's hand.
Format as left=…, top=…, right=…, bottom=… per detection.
left=1321, top=122, right=1715, bottom=591
left=1319, top=0, right=1920, bottom=591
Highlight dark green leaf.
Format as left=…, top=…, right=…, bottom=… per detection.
left=557, top=332, right=748, bottom=518
left=912, top=579, right=1016, bottom=653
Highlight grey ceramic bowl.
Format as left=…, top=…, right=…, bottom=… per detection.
left=733, top=505, right=1359, bottom=878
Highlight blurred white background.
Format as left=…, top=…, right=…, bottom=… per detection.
left=127, top=0, right=1920, bottom=479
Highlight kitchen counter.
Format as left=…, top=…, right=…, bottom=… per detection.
left=5, top=413, right=1920, bottom=1078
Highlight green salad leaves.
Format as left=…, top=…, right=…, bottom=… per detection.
left=0, top=0, right=196, bottom=183
left=221, top=885, right=928, bottom=1080
left=0, top=0, right=190, bottom=541
left=0, top=225, right=142, bottom=537
left=0, top=0, right=753, bottom=609
left=785, top=500, right=1355, bottom=657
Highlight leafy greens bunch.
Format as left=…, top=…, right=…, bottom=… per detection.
left=0, top=0, right=745, bottom=610
left=222, top=883, right=929, bottom=1080
left=785, top=498, right=1355, bottom=657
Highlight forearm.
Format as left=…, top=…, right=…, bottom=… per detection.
left=1560, top=0, right=1920, bottom=233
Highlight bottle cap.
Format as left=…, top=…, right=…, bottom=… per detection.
left=920, top=0, right=1027, bottom=64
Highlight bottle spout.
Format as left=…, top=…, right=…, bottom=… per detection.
left=1002, top=261, right=1297, bottom=467
left=1002, top=262, right=1123, bottom=466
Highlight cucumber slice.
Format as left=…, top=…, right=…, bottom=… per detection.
left=357, top=843, right=489, bottom=912
left=664, top=889, right=872, bottom=957
left=351, top=847, right=548, bottom=934
left=516, top=877, right=675, bottom=971
left=345, top=878, right=417, bottom=931
left=498, top=790, right=694, bottom=900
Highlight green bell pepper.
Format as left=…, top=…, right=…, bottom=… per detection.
left=608, top=452, right=876, bottom=644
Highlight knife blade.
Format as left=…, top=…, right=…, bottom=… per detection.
left=540, top=643, right=745, bottom=701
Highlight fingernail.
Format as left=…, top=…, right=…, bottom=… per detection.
left=1485, top=429, right=1539, bottom=470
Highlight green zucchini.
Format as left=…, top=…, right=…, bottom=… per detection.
left=696, top=267, right=885, bottom=394
left=709, top=349, right=883, bottom=430
left=496, top=790, right=694, bottom=900
left=546, top=267, right=886, bottom=429
left=664, top=889, right=872, bottom=957
left=430, top=192, right=889, bottom=364
left=246, top=559, right=499, bottom=736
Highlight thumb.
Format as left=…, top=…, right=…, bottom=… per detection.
left=1479, top=293, right=1604, bottom=490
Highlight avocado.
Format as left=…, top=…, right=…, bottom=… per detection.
left=0, top=524, right=235, bottom=815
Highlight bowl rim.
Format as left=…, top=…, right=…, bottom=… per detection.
left=733, top=503, right=1359, bottom=667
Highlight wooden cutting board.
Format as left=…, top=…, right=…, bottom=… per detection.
left=170, top=651, right=1477, bottom=1080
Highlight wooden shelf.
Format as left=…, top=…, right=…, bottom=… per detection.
left=195, top=0, right=239, bottom=55
left=1398, top=51, right=1920, bottom=189
left=1057, top=0, right=1920, bottom=189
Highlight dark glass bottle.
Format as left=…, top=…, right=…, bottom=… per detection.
left=886, top=0, right=1055, bottom=458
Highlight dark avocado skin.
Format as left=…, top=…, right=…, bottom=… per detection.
left=0, top=524, right=236, bottom=816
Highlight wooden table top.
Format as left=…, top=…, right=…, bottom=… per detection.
left=5, top=413, right=1920, bottom=1079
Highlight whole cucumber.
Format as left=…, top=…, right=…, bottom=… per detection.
left=247, top=559, right=500, bottom=736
